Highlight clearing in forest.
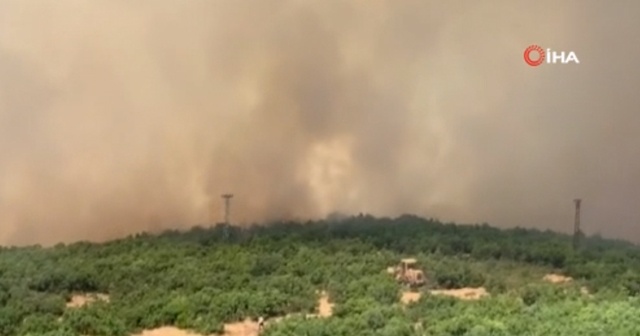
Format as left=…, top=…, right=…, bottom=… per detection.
left=131, top=319, right=261, bottom=336
left=268, top=290, right=334, bottom=325
left=429, top=287, right=489, bottom=300
left=400, top=287, right=489, bottom=303
left=317, top=291, right=334, bottom=317
left=543, top=273, right=572, bottom=283
left=220, top=319, right=260, bottom=336
left=131, top=327, right=206, bottom=336
left=303, top=290, right=334, bottom=318
left=65, top=293, right=110, bottom=308
left=400, top=291, right=421, bottom=304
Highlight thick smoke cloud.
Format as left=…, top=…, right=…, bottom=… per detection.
left=1, top=1, right=639, bottom=245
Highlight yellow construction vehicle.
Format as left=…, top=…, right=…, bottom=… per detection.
left=388, top=258, right=426, bottom=287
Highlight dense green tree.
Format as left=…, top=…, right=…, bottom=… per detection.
left=0, top=215, right=639, bottom=335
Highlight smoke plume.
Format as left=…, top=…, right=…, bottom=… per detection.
left=1, top=1, right=639, bottom=245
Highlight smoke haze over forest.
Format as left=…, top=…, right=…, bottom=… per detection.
left=1, top=1, right=639, bottom=245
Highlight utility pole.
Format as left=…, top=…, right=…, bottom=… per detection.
left=573, top=198, right=582, bottom=250
left=221, top=194, right=233, bottom=239
left=221, top=194, right=233, bottom=225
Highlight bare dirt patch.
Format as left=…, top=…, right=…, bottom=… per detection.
left=66, top=293, right=109, bottom=308
left=543, top=273, right=572, bottom=283
left=304, top=291, right=334, bottom=318
left=131, top=320, right=261, bottom=336
left=131, top=327, right=206, bottom=336
left=429, top=287, right=489, bottom=300
left=221, top=319, right=260, bottom=336
left=401, top=291, right=421, bottom=304
left=317, top=291, right=334, bottom=317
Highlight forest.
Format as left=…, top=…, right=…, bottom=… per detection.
left=1, top=214, right=639, bottom=335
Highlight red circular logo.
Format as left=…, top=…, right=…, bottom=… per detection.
left=524, top=45, right=545, bottom=66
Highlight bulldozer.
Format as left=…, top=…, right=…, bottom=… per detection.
left=388, top=258, right=425, bottom=287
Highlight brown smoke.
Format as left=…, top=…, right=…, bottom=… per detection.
left=1, top=1, right=639, bottom=245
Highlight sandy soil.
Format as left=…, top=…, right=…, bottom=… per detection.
left=221, top=319, right=260, bottom=336
left=317, top=291, right=334, bottom=317
left=400, top=291, right=421, bottom=304
left=131, top=327, right=207, bottom=336
left=543, top=274, right=573, bottom=283
left=270, top=291, right=335, bottom=323
left=400, top=287, right=488, bottom=303
left=66, top=293, right=110, bottom=308
left=303, top=290, right=334, bottom=318
left=131, top=319, right=260, bottom=336
left=429, top=287, right=489, bottom=300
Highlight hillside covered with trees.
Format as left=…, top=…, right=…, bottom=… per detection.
left=1, top=215, right=639, bottom=335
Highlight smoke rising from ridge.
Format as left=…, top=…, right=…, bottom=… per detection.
left=1, top=1, right=639, bottom=245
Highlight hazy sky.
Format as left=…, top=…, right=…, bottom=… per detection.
left=1, top=0, right=639, bottom=245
